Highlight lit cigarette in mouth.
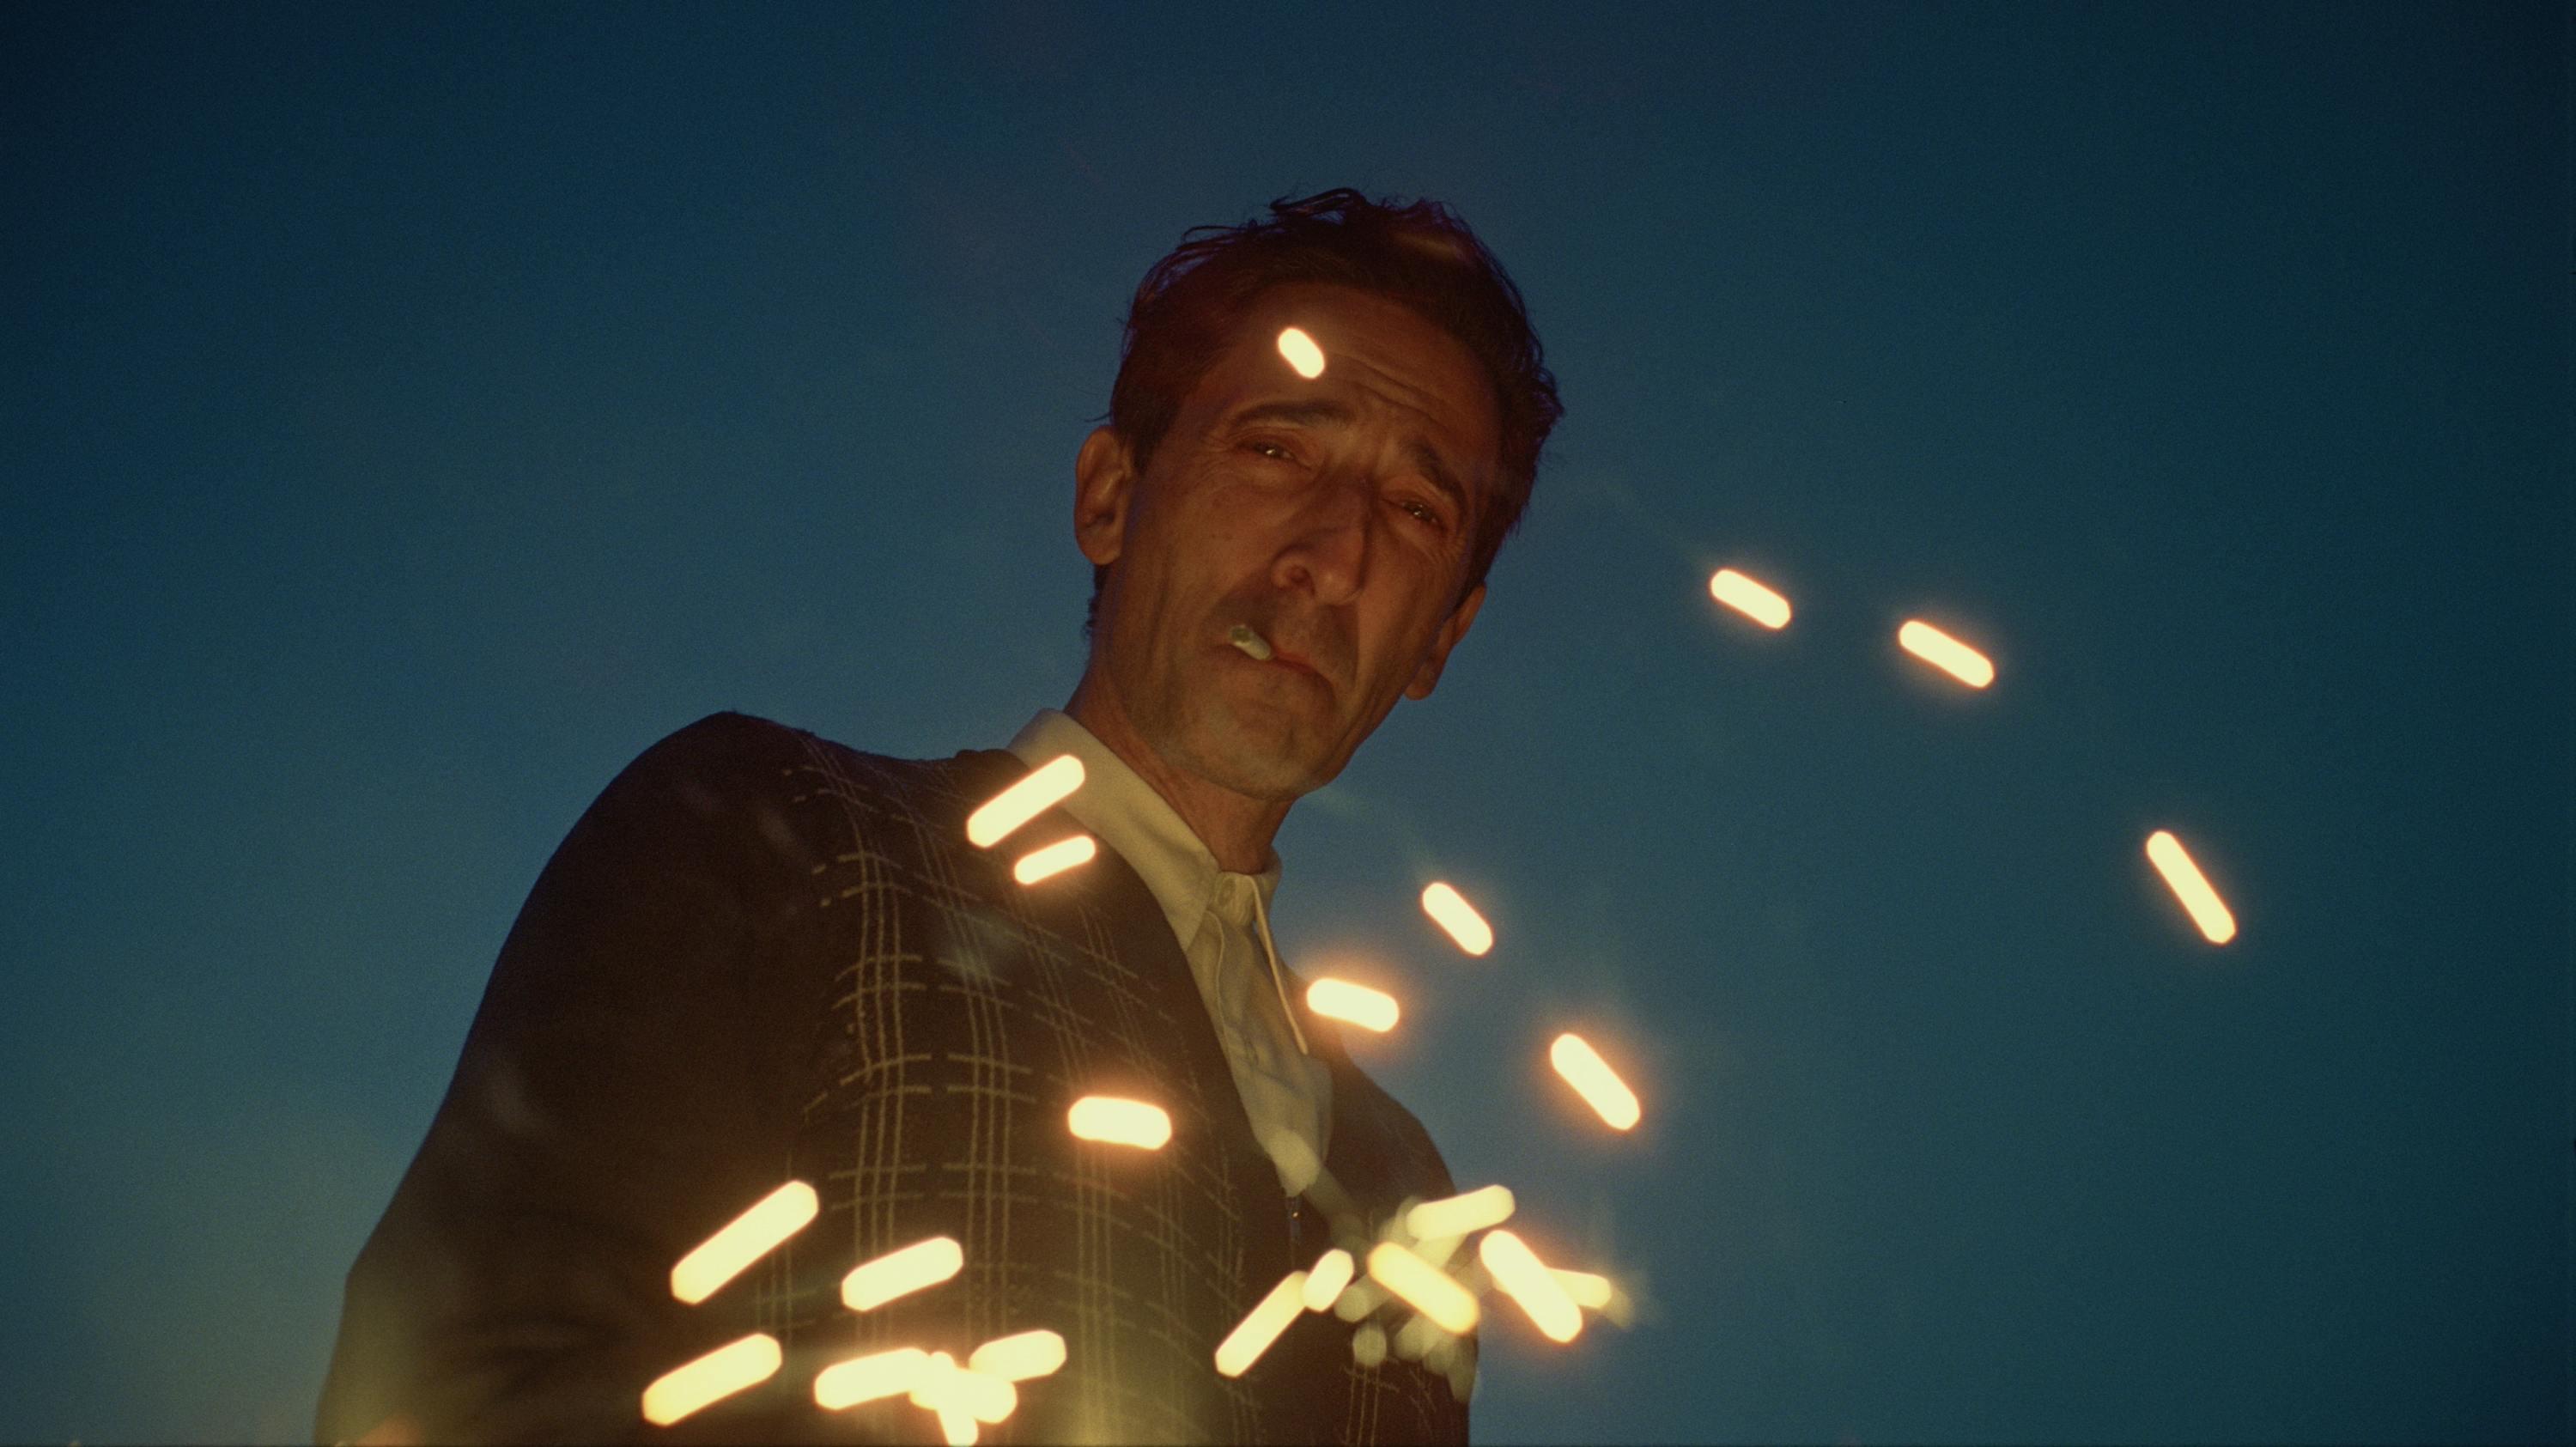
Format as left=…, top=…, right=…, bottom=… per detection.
left=1228, top=623, right=1274, bottom=661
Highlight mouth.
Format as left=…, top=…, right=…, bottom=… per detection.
left=1222, top=629, right=1329, bottom=689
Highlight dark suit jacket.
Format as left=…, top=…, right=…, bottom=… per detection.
left=316, top=712, right=1471, bottom=1444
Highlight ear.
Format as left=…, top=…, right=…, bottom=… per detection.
left=1074, top=426, right=1136, bottom=568
left=1404, top=582, right=1485, bottom=701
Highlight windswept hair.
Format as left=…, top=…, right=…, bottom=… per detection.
left=1093, top=188, right=1562, bottom=624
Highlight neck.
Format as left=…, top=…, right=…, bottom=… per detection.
left=1064, top=672, right=1292, bottom=875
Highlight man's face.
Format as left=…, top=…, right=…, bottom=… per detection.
left=1075, top=282, right=1501, bottom=804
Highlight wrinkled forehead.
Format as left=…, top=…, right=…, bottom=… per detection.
left=1203, top=283, right=1504, bottom=482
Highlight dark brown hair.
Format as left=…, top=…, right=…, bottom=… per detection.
left=1088, top=188, right=1561, bottom=635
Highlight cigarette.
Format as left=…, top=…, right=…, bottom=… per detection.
left=1228, top=624, right=1274, bottom=661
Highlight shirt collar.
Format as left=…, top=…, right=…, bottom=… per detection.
left=1004, top=709, right=1280, bottom=948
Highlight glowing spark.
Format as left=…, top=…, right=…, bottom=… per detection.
left=909, top=1352, right=1018, bottom=1426
left=1404, top=1185, right=1515, bottom=1242
left=1419, top=881, right=1494, bottom=956
left=1302, top=1248, right=1356, bottom=1311
left=968, top=1328, right=1066, bottom=1382
left=1898, top=619, right=1996, bottom=689
left=2145, top=830, right=2238, bottom=944
left=1214, top=1270, right=1310, bottom=1377
left=1012, top=834, right=1097, bottom=885
left=1067, top=1094, right=1173, bottom=1149
left=1550, top=1032, right=1642, bottom=1130
left=1333, top=1276, right=1386, bottom=1321
left=937, top=1407, right=976, bottom=1446
left=840, top=1236, right=964, bottom=1311
left=670, top=1180, right=817, bottom=1305
left=1709, top=568, right=1792, bottom=629
left=1229, top=623, right=1274, bottom=660
left=1365, top=1243, right=1480, bottom=1335
left=813, top=1347, right=931, bottom=1410
left=1479, top=1229, right=1582, bottom=1343
left=966, top=755, right=1084, bottom=848
left=1276, top=326, right=1327, bottom=379
left=640, top=1333, right=781, bottom=1426
left=1552, top=1268, right=1613, bottom=1310
left=1351, top=1322, right=1388, bottom=1366
left=1306, top=977, right=1400, bottom=1033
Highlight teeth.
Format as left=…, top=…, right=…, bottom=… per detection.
left=1227, top=624, right=1274, bottom=661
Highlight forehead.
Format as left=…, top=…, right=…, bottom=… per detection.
left=1190, top=283, right=1502, bottom=477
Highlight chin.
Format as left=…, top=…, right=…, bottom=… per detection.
left=1178, top=698, right=1338, bottom=800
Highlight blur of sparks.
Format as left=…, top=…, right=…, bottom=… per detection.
left=841, top=1236, right=965, bottom=1311
left=1708, top=568, right=1792, bottom=629
left=965, top=754, right=1084, bottom=848
left=1302, top=1247, right=1357, bottom=1311
left=1306, top=976, right=1400, bottom=1033
left=1897, top=618, right=1997, bottom=689
left=1276, top=325, right=1327, bottom=379
left=1419, top=881, right=1495, bottom=956
left=1405, top=1184, right=1516, bottom=1241
left=1066, top=1093, right=1174, bottom=1149
left=640, top=1333, right=782, bottom=1426
left=626, top=556, right=2274, bottom=1433
left=1479, top=1229, right=1583, bottom=1343
left=1214, top=1270, right=1311, bottom=1377
left=968, top=1328, right=1066, bottom=1382
left=2145, top=830, right=2239, bottom=944
left=1012, top=833, right=1097, bottom=885
left=813, top=1347, right=931, bottom=1410
left=909, top=1352, right=1018, bottom=1426
left=1551, top=1268, right=1614, bottom=1311
left=670, top=1179, right=817, bottom=1304
left=1549, top=1032, right=1642, bottom=1130
left=1364, top=1242, right=1481, bottom=1335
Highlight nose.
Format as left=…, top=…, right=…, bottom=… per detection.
left=1271, top=473, right=1371, bottom=605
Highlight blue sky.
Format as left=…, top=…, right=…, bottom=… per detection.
left=4, top=3, right=2568, bottom=1441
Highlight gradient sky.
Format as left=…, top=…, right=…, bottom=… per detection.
left=5, top=3, right=2569, bottom=1443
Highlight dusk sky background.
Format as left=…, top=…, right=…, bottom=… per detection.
left=5, top=3, right=2569, bottom=1442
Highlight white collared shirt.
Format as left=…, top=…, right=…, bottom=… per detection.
left=1006, top=709, right=1332, bottom=1196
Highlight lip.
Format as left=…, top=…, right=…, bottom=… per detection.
left=1224, top=636, right=1328, bottom=688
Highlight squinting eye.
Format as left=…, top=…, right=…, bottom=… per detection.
left=1245, top=441, right=1296, bottom=462
left=1399, top=500, right=1443, bottom=526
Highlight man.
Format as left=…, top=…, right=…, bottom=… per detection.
left=316, top=188, right=1562, bottom=1444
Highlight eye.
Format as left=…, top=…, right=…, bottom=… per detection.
left=1396, top=498, right=1445, bottom=528
left=1243, top=440, right=1298, bottom=463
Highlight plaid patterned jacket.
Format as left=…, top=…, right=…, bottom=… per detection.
left=317, top=711, right=1472, bottom=1444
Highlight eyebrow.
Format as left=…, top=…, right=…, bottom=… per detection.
left=1223, top=398, right=1471, bottom=517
